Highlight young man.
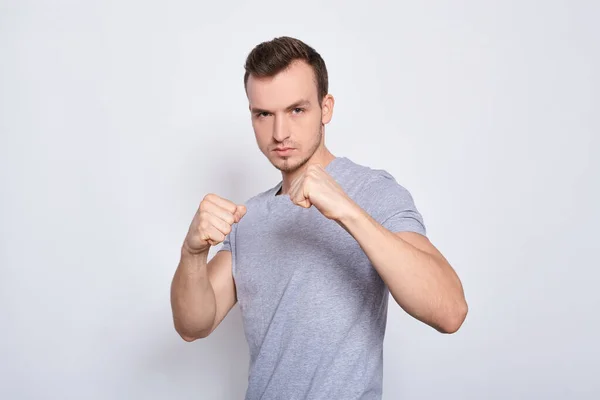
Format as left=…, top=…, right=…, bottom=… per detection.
left=170, top=36, right=468, bottom=400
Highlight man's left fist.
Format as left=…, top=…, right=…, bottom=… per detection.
left=288, top=164, right=355, bottom=221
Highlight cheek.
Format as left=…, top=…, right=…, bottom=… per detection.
left=253, top=121, right=272, bottom=146
left=294, top=113, right=320, bottom=134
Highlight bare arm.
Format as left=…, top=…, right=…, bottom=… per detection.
left=340, top=206, right=468, bottom=333
left=170, top=193, right=246, bottom=341
left=170, top=249, right=237, bottom=341
left=285, top=164, right=467, bottom=333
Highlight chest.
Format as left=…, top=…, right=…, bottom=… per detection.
left=232, top=203, right=379, bottom=301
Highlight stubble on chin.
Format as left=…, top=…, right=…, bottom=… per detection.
left=272, top=156, right=307, bottom=173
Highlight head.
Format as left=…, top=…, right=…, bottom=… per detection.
left=244, top=36, right=334, bottom=173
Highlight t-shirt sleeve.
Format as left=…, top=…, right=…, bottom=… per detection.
left=217, top=234, right=231, bottom=252
left=361, top=172, right=427, bottom=236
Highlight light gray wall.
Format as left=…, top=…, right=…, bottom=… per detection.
left=1, top=1, right=598, bottom=399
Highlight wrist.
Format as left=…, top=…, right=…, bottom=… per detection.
left=336, top=200, right=364, bottom=228
left=181, top=245, right=209, bottom=263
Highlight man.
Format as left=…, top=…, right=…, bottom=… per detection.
left=170, top=36, right=467, bottom=400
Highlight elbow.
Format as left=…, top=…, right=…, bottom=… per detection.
left=178, top=330, right=210, bottom=342
left=175, top=323, right=212, bottom=342
left=180, top=334, right=198, bottom=342
left=180, top=332, right=201, bottom=342
left=438, top=300, right=468, bottom=334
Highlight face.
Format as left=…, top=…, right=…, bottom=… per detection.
left=246, top=60, right=333, bottom=173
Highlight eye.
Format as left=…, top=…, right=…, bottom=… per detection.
left=256, top=112, right=271, bottom=118
left=292, top=108, right=304, bottom=114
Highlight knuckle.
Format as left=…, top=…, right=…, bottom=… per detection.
left=197, top=210, right=208, bottom=221
left=199, top=200, right=210, bottom=212
left=225, top=201, right=237, bottom=212
left=226, top=205, right=237, bottom=215
left=223, top=214, right=235, bottom=225
left=197, top=216, right=211, bottom=232
left=203, top=193, right=217, bottom=204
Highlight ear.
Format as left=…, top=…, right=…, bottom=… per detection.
left=321, top=94, right=335, bottom=125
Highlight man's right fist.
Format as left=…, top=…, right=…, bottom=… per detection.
left=183, top=193, right=247, bottom=255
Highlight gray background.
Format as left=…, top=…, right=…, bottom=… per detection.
left=1, top=0, right=598, bottom=399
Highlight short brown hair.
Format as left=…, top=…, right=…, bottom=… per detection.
left=243, top=36, right=329, bottom=103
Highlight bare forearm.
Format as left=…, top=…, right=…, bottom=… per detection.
left=339, top=206, right=467, bottom=333
left=170, top=250, right=216, bottom=340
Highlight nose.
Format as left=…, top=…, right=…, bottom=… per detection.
left=272, top=114, right=290, bottom=142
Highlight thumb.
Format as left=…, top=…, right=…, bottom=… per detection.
left=235, top=205, right=247, bottom=222
left=296, top=198, right=312, bottom=209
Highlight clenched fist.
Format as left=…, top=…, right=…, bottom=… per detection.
left=183, top=193, right=246, bottom=256
left=288, top=164, right=355, bottom=222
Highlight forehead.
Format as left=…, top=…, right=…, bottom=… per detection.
left=246, top=60, right=318, bottom=109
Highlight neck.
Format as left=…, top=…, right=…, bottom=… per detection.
left=278, top=147, right=336, bottom=195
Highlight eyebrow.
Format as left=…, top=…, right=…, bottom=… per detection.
left=250, top=99, right=312, bottom=114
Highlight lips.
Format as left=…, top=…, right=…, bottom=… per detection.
left=274, top=147, right=294, bottom=156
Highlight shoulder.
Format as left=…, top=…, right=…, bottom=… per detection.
left=336, top=157, right=413, bottom=199
left=340, top=158, right=421, bottom=220
left=363, top=168, right=413, bottom=200
left=342, top=158, right=426, bottom=234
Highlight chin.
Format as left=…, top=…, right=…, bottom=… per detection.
left=271, top=155, right=306, bottom=173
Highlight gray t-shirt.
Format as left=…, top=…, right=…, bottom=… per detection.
left=219, top=156, right=426, bottom=400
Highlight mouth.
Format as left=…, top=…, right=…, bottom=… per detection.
left=273, top=148, right=294, bottom=156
